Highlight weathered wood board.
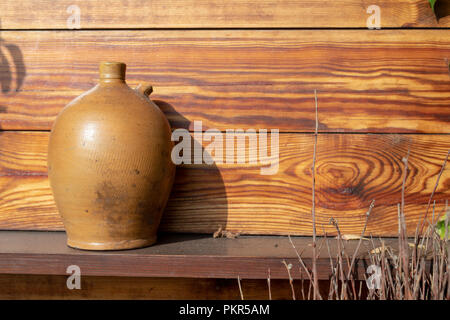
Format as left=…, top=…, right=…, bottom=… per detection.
left=0, top=30, right=449, bottom=132
left=0, top=131, right=448, bottom=236
left=0, top=274, right=328, bottom=300
left=0, top=0, right=448, bottom=29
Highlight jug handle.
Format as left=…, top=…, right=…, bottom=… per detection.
left=135, top=83, right=153, bottom=97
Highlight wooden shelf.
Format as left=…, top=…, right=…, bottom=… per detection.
left=0, top=231, right=396, bottom=280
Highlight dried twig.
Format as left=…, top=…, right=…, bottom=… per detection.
left=311, top=89, right=321, bottom=300
left=418, top=150, right=449, bottom=237
left=282, top=260, right=296, bottom=300
left=237, top=275, right=244, bottom=300
left=400, top=150, right=412, bottom=299
left=299, top=267, right=305, bottom=300
left=347, top=200, right=375, bottom=281
left=213, top=225, right=240, bottom=239
left=260, top=148, right=450, bottom=300
left=288, top=235, right=313, bottom=283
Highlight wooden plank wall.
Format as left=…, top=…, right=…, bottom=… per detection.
left=0, top=1, right=449, bottom=236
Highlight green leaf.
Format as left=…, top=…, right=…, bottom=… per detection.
left=435, top=214, right=449, bottom=240
left=429, top=0, right=437, bottom=13
left=432, top=0, right=450, bottom=22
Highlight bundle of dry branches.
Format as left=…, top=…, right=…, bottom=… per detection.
left=280, top=93, right=449, bottom=300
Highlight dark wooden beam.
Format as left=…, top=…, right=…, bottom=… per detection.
left=0, top=231, right=397, bottom=280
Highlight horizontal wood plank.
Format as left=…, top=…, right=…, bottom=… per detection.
left=0, top=274, right=336, bottom=300
left=0, top=231, right=396, bottom=280
left=0, top=0, right=448, bottom=29
left=0, top=30, right=449, bottom=132
left=0, top=131, right=448, bottom=236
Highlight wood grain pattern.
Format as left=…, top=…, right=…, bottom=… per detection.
left=0, top=274, right=334, bottom=300
left=0, top=231, right=394, bottom=280
left=0, top=132, right=448, bottom=236
left=0, top=0, right=448, bottom=29
left=0, top=30, right=449, bottom=132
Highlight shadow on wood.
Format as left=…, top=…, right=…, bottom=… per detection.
left=155, top=100, right=229, bottom=235
left=0, top=20, right=26, bottom=95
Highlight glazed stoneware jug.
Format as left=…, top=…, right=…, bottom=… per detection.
left=48, top=62, right=175, bottom=250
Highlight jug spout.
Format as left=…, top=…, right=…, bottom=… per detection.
left=135, top=83, right=153, bottom=97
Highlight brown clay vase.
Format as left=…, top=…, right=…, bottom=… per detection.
left=48, top=62, right=175, bottom=250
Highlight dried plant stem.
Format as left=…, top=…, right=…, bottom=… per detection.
left=413, top=258, right=425, bottom=299
left=276, top=147, right=450, bottom=300
left=358, top=281, right=363, bottom=300
left=323, top=229, right=337, bottom=300
left=380, top=240, right=386, bottom=300
left=237, top=275, right=244, bottom=300
left=267, top=268, right=272, bottom=300
left=282, top=260, right=296, bottom=300
left=288, top=235, right=314, bottom=286
left=445, top=207, right=449, bottom=300
left=445, top=235, right=450, bottom=300
left=400, top=150, right=412, bottom=299
left=347, top=200, right=374, bottom=281
left=299, top=267, right=305, bottom=300
left=311, top=89, right=320, bottom=300
left=418, top=150, right=449, bottom=237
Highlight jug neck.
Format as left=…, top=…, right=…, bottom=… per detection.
left=98, top=62, right=126, bottom=84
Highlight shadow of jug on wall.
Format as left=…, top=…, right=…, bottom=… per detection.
left=155, top=100, right=229, bottom=235
left=0, top=19, right=27, bottom=129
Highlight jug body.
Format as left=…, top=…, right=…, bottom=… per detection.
left=48, top=62, right=175, bottom=250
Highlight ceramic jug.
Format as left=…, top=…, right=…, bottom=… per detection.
left=48, top=62, right=175, bottom=250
